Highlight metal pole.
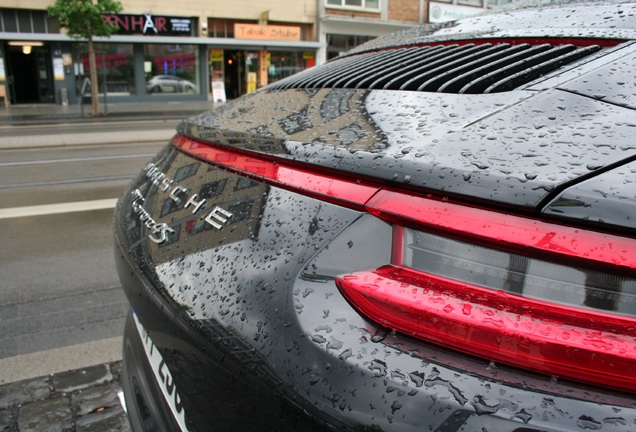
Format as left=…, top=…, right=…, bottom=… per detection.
left=102, top=52, right=108, bottom=115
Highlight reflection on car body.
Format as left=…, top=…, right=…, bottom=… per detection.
left=115, top=1, right=636, bottom=431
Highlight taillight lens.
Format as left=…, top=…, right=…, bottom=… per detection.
left=172, top=135, right=636, bottom=393
left=172, top=134, right=378, bottom=210
left=339, top=190, right=636, bottom=393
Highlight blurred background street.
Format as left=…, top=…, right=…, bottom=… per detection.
left=0, top=102, right=212, bottom=430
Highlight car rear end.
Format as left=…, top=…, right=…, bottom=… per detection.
left=115, top=2, right=636, bottom=431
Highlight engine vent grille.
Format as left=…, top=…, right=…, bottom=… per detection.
left=267, top=43, right=601, bottom=94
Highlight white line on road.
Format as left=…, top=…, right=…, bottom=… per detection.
left=0, top=175, right=133, bottom=190
left=0, top=153, right=156, bottom=167
left=0, top=130, right=174, bottom=150
left=0, top=198, right=118, bottom=219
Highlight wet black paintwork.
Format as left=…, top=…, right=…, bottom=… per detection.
left=116, top=2, right=636, bottom=431
left=544, top=159, right=636, bottom=230
left=179, top=81, right=636, bottom=229
left=173, top=3, right=636, bottom=233
left=558, top=44, right=636, bottom=111
left=116, top=145, right=636, bottom=431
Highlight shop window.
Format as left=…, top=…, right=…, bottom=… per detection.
left=432, top=0, right=516, bottom=6
left=0, top=8, right=58, bottom=33
left=488, top=0, right=516, bottom=6
left=32, top=13, right=47, bottom=33
left=17, top=10, right=32, bottom=32
left=326, top=0, right=380, bottom=11
left=1, top=10, right=18, bottom=32
left=267, top=51, right=314, bottom=84
left=77, top=43, right=135, bottom=95
left=326, top=34, right=375, bottom=60
left=145, top=44, right=200, bottom=95
left=208, top=18, right=240, bottom=38
left=458, top=0, right=486, bottom=6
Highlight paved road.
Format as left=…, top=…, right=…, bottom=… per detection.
left=0, top=125, right=169, bottom=384
left=0, top=109, right=196, bottom=431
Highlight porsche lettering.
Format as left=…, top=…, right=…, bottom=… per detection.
left=134, top=164, right=233, bottom=241
left=130, top=189, right=175, bottom=244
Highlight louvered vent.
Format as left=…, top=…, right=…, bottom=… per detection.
left=268, top=43, right=601, bottom=94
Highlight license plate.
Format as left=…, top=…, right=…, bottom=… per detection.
left=132, top=312, right=190, bottom=432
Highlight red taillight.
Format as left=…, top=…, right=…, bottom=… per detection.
left=367, top=189, right=636, bottom=268
left=172, top=134, right=636, bottom=392
left=342, top=191, right=636, bottom=393
left=338, top=266, right=636, bottom=393
left=172, top=134, right=378, bottom=210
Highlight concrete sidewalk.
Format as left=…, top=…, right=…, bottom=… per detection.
left=0, top=100, right=216, bottom=150
left=0, top=100, right=215, bottom=125
left=0, top=125, right=177, bottom=150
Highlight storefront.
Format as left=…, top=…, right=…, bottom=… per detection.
left=0, top=8, right=58, bottom=105
left=206, top=21, right=317, bottom=102
left=1, top=41, right=55, bottom=104
left=0, top=10, right=205, bottom=105
left=0, top=9, right=321, bottom=106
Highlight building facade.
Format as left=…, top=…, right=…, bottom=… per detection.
left=0, top=0, right=518, bottom=106
left=319, top=0, right=519, bottom=63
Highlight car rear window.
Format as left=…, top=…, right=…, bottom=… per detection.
left=269, top=41, right=605, bottom=94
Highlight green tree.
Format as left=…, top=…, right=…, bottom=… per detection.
left=47, top=0, right=123, bottom=116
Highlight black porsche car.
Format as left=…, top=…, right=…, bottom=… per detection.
left=115, top=1, right=636, bottom=431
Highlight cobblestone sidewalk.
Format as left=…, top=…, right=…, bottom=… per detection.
left=0, top=361, right=130, bottom=432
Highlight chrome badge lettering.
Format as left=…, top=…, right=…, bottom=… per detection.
left=131, top=189, right=175, bottom=244
left=141, top=163, right=233, bottom=229
left=130, top=163, right=235, bottom=244
left=206, top=206, right=233, bottom=229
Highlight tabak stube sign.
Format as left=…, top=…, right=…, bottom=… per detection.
left=102, top=13, right=192, bottom=36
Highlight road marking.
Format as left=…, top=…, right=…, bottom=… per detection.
left=0, top=153, right=156, bottom=167
left=0, top=175, right=133, bottom=189
left=0, top=198, right=118, bottom=219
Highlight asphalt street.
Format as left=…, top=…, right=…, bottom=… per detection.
left=0, top=103, right=214, bottom=431
left=0, top=117, right=180, bottom=385
left=0, top=142, right=165, bottom=382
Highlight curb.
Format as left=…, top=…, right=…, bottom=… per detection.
left=0, top=361, right=130, bottom=432
left=0, top=129, right=177, bottom=151
left=0, top=110, right=204, bottom=127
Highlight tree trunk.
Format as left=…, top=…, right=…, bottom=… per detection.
left=88, top=38, right=100, bottom=117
